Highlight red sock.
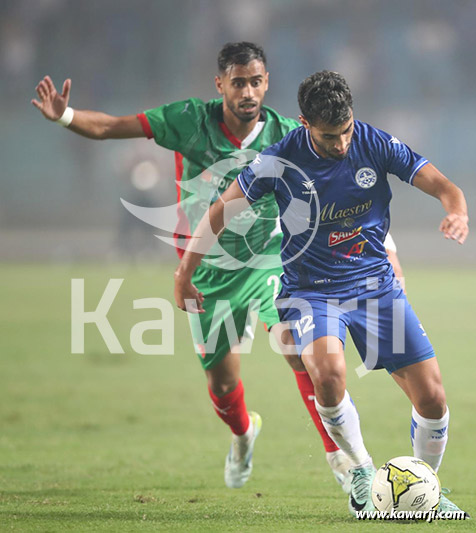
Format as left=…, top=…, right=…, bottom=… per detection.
left=208, top=380, right=250, bottom=436
left=294, top=370, right=339, bottom=452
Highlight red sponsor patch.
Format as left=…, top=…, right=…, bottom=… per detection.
left=328, top=226, right=362, bottom=247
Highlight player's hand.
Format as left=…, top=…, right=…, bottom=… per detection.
left=31, top=76, right=71, bottom=121
left=439, top=213, right=469, bottom=244
left=174, top=270, right=205, bottom=313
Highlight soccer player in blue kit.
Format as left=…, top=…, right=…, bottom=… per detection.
left=175, top=71, right=469, bottom=516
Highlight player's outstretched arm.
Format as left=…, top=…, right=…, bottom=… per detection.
left=174, top=180, right=249, bottom=313
left=31, top=76, right=145, bottom=139
left=413, top=163, right=469, bottom=245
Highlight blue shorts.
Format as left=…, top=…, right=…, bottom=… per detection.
left=276, top=274, right=435, bottom=373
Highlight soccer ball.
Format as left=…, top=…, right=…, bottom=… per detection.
left=214, top=154, right=319, bottom=270
left=371, top=456, right=441, bottom=513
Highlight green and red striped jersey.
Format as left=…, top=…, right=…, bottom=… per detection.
left=138, top=98, right=299, bottom=269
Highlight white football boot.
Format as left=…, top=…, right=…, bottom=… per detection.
left=326, top=449, right=353, bottom=494
left=224, top=412, right=262, bottom=488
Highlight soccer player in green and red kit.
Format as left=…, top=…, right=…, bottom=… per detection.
left=33, top=42, right=398, bottom=490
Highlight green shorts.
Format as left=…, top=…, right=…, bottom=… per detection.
left=189, top=265, right=283, bottom=370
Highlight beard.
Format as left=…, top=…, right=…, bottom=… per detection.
left=329, top=150, right=349, bottom=161
left=228, top=100, right=260, bottom=123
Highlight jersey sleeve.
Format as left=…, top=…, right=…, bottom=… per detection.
left=377, top=129, right=429, bottom=185
left=138, top=98, right=204, bottom=152
left=236, top=150, right=280, bottom=203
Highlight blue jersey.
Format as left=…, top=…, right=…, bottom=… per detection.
left=237, top=120, right=428, bottom=292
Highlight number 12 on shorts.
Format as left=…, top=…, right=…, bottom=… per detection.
left=295, top=315, right=315, bottom=338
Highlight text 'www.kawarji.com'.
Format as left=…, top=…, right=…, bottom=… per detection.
left=355, top=509, right=467, bottom=522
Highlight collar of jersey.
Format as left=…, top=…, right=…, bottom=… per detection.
left=241, top=121, right=265, bottom=148
left=219, top=117, right=265, bottom=149
left=305, top=129, right=321, bottom=160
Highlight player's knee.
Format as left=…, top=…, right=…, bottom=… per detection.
left=313, top=380, right=346, bottom=407
left=207, top=377, right=240, bottom=397
left=308, top=367, right=346, bottom=405
left=303, top=355, right=345, bottom=394
left=209, top=382, right=239, bottom=397
left=316, top=371, right=345, bottom=392
left=413, top=387, right=447, bottom=419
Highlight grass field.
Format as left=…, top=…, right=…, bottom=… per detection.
left=1, top=263, right=475, bottom=532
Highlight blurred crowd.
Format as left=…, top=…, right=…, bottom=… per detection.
left=1, top=0, right=475, bottom=259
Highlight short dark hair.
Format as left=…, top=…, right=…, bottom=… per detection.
left=298, top=71, right=353, bottom=126
left=217, top=42, right=267, bottom=73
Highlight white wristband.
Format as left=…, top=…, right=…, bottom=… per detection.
left=56, top=106, right=74, bottom=127
left=383, top=232, right=397, bottom=253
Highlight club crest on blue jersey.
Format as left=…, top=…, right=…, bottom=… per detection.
left=355, top=167, right=377, bottom=188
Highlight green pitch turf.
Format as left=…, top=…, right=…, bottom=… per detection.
left=1, top=264, right=475, bottom=532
